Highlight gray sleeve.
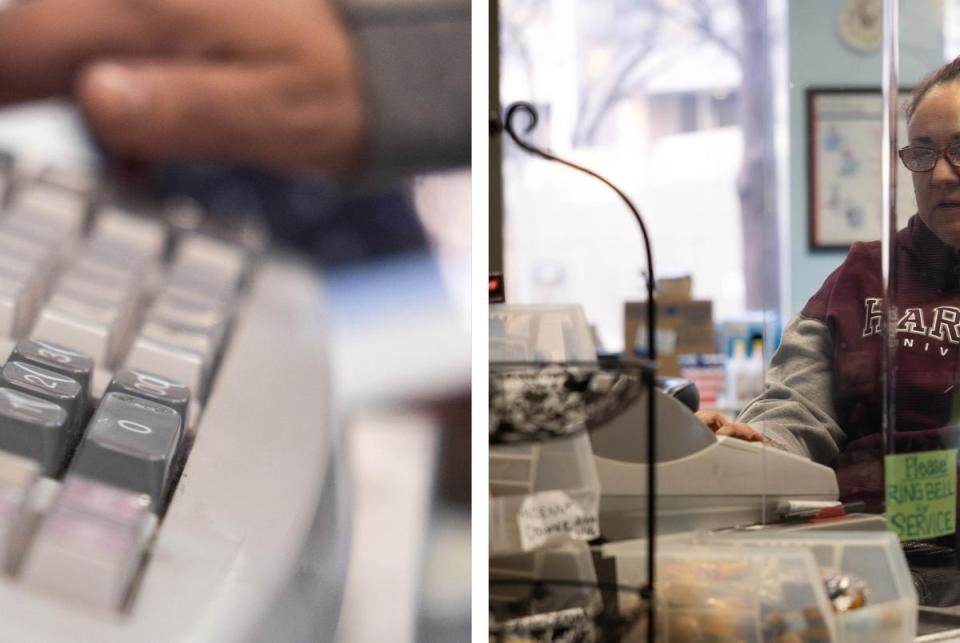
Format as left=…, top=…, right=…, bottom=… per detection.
left=737, top=315, right=847, bottom=465
left=337, top=0, right=470, bottom=178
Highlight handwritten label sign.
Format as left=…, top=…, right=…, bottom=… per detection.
left=885, top=448, right=957, bottom=541
left=517, top=490, right=599, bottom=551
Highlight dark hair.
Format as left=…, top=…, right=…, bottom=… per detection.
left=906, top=56, right=960, bottom=121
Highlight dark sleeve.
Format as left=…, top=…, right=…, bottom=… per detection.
left=337, top=0, right=471, bottom=178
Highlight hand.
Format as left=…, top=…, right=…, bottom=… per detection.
left=0, top=0, right=366, bottom=176
left=695, top=410, right=770, bottom=444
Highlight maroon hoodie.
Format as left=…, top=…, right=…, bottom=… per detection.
left=802, top=214, right=960, bottom=442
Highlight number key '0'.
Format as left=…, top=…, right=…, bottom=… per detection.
left=117, top=420, right=151, bottom=435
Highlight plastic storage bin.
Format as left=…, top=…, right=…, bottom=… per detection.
left=601, top=530, right=917, bottom=642
left=489, top=303, right=603, bottom=556
left=490, top=541, right=601, bottom=627
left=490, top=304, right=597, bottom=364
left=708, top=531, right=917, bottom=643
left=606, top=541, right=838, bottom=642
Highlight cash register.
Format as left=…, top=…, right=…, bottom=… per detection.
left=490, top=301, right=842, bottom=538
left=591, top=385, right=841, bottom=538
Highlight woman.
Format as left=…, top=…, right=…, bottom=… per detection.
left=699, top=57, right=960, bottom=471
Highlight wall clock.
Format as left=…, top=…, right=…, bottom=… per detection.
left=838, top=0, right=883, bottom=52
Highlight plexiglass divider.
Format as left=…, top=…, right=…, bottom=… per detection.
left=880, top=0, right=960, bottom=631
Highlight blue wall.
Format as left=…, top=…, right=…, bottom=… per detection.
left=786, top=0, right=943, bottom=315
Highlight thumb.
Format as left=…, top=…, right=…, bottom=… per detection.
left=77, top=60, right=286, bottom=167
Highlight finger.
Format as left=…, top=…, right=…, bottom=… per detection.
left=695, top=411, right=725, bottom=431
left=716, top=423, right=764, bottom=443
left=78, top=60, right=363, bottom=174
left=732, top=424, right=771, bottom=444
left=715, top=424, right=743, bottom=439
left=0, top=0, right=155, bottom=101
left=79, top=60, right=280, bottom=164
left=0, top=0, right=292, bottom=103
left=747, top=431, right=771, bottom=444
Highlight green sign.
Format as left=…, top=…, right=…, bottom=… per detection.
left=885, top=448, right=957, bottom=541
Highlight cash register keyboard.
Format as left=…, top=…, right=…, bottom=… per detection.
left=0, top=161, right=345, bottom=642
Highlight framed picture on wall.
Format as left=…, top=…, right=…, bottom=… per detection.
left=807, top=87, right=916, bottom=250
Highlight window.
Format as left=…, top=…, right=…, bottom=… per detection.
left=499, top=0, right=782, bottom=353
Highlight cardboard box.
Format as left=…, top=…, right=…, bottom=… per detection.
left=623, top=300, right=716, bottom=376
left=656, top=276, right=692, bottom=301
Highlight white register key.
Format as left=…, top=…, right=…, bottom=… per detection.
left=31, top=298, right=117, bottom=367
left=0, top=452, right=38, bottom=571
left=0, top=275, right=31, bottom=339
left=175, top=235, right=246, bottom=286
left=11, top=181, right=88, bottom=238
left=93, top=207, right=168, bottom=263
left=20, top=476, right=155, bottom=611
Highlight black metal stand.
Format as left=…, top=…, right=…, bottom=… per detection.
left=497, top=102, right=660, bottom=642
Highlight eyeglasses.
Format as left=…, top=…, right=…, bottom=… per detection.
left=899, top=144, right=960, bottom=172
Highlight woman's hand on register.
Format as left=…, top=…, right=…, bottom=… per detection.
left=0, top=0, right=366, bottom=176
left=695, top=411, right=771, bottom=445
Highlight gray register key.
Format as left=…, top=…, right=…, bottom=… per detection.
left=0, top=361, right=83, bottom=432
left=0, top=387, right=70, bottom=475
left=106, top=368, right=189, bottom=420
left=11, top=339, right=93, bottom=400
left=70, top=392, right=183, bottom=510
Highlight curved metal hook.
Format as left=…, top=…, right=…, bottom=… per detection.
left=504, top=101, right=540, bottom=141
left=501, top=101, right=657, bottom=356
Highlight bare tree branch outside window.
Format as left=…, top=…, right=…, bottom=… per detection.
left=501, top=0, right=780, bottom=311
